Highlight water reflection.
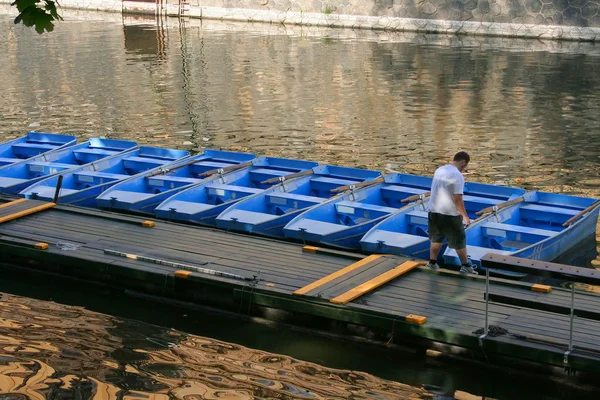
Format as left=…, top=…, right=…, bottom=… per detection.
left=0, top=11, right=598, bottom=199
left=0, top=292, right=432, bottom=399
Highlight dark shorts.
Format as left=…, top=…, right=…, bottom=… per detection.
left=428, top=212, right=466, bottom=250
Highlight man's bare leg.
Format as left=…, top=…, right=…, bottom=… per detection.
left=455, top=247, right=469, bottom=264
left=430, top=242, right=443, bottom=261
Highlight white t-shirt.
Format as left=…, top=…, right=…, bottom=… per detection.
left=428, top=164, right=464, bottom=216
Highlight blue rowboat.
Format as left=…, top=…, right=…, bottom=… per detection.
left=154, top=157, right=320, bottom=226
left=360, top=181, right=526, bottom=258
left=443, top=191, right=600, bottom=271
left=0, top=131, right=76, bottom=168
left=0, top=138, right=137, bottom=195
left=283, top=173, right=437, bottom=250
left=20, top=146, right=190, bottom=207
left=95, top=150, right=257, bottom=214
left=215, top=165, right=382, bottom=237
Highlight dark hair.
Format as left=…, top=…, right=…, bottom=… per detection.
left=453, top=151, right=470, bottom=163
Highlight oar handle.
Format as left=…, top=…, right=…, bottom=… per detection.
left=401, top=192, right=430, bottom=203
left=147, top=158, right=199, bottom=177
left=330, top=176, right=384, bottom=193
left=471, top=213, right=491, bottom=224
left=475, top=197, right=525, bottom=216
left=562, top=199, right=600, bottom=227
left=261, top=169, right=314, bottom=185
left=197, top=161, right=254, bottom=177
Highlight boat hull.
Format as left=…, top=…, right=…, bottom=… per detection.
left=95, top=150, right=258, bottom=214
left=154, top=157, right=321, bottom=224
left=442, top=196, right=600, bottom=275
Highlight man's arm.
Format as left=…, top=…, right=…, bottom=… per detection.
left=454, top=194, right=470, bottom=226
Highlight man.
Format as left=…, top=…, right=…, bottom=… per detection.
left=426, top=151, right=477, bottom=275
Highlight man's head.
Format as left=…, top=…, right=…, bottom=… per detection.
left=452, top=151, right=470, bottom=172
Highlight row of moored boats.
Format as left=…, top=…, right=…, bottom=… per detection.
left=1, top=132, right=599, bottom=276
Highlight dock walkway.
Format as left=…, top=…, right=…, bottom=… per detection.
left=1, top=199, right=600, bottom=373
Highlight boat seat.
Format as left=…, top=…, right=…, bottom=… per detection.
left=217, top=209, right=275, bottom=225
left=205, top=183, right=262, bottom=200
left=266, top=192, right=323, bottom=209
left=445, top=245, right=513, bottom=261
left=335, top=200, right=398, bottom=217
left=381, top=185, right=428, bottom=201
left=0, top=157, right=22, bottom=165
left=27, top=185, right=79, bottom=199
left=310, top=176, right=358, bottom=192
left=158, top=200, right=215, bottom=216
left=122, top=156, right=172, bottom=173
left=520, top=204, right=579, bottom=216
left=74, top=171, right=129, bottom=185
left=191, top=160, right=235, bottom=169
left=73, top=148, right=119, bottom=164
left=147, top=175, right=199, bottom=189
left=27, top=162, right=75, bottom=175
left=100, top=190, right=155, bottom=204
left=362, top=230, right=427, bottom=250
left=481, top=222, right=557, bottom=239
left=287, top=219, right=345, bottom=237
left=11, top=142, right=57, bottom=158
left=187, top=160, right=239, bottom=176
left=249, top=168, right=292, bottom=183
left=463, top=195, right=503, bottom=206
left=406, top=210, right=429, bottom=226
left=0, top=176, right=29, bottom=189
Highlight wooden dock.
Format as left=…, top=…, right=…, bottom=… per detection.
left=1, top=198, right=600, bottom=375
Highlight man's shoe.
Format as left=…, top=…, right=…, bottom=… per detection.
left=460, top=264, right=478, bottom=275
left=426, top=262, right=440, bottom=271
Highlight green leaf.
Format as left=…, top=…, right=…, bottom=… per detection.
left=11, top=0, right=61, bottom=33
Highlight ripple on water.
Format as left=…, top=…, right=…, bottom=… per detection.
left=0, top=293, right=433, bottom=399
left=0, top=14, right=599, bottom=199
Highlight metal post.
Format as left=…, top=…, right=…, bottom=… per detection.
left=568, top=281, right=575, bottom=351
left=52, top=175, right=64, bottom=204
left=484, top=266, right=490, bottom=336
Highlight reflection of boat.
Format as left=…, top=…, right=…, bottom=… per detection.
left=20, top=146, right=190, bottom=207
left=0, top=131, right=76, bottom=168
left=215, top=165, right=382, bottom=237
left=360, top=180, right=526, bottom=258
left=154, top=157, right=320, bottom=226
left=283, top=173, right=437, bottom=250
left=95, top=150, right=257, bottom=214
left=443, top=191, right=600, bottom=271
left=0, top=138, right=137, bottom=195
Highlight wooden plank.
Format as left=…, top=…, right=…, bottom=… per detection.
left=314, top=257, right=409, bottom=299
left=382, top=270, right=600, bottom=308
left=360, top=291, right=600, bottom=347
left=500, top=316, right=600, bottom=349
left=481, top=253, right=600, bottom=285
left=293, top=254, right=384, bottom=296
left=366, top=286, right=600, bottom=333
left=301, top=245, right=363, bottom=260
left=330, top=260, right=426, bottom=304
left=487, top=293, right=600, bottom=322
left=0, top=201, right=56, bottom=224
left=0, top=198, right=27, bottom=209
left=2, top=218, right=349, bottom=274
left=10, top=214, right=350, bottom=267
left=352, top=292, right=513, bottom=327
left=0, top=229, right=332, bottom=288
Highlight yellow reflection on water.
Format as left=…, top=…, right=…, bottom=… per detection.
left=0, top=292, right=434, bottom=399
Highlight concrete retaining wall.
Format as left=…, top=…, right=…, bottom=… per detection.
left=2, top=0, right=600, bottom=41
